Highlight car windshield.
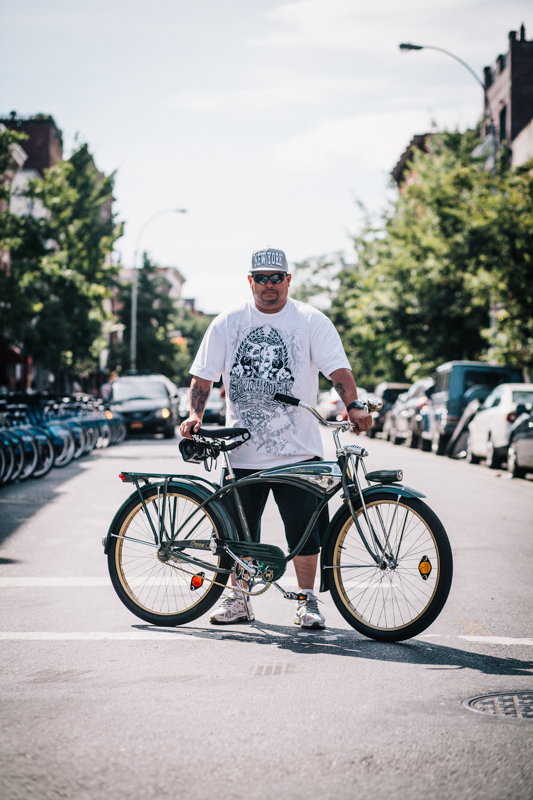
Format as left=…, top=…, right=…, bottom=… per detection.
left=112, top=381, right=169, bottom=401
left=513, top=391, right=533, bottom=404
left=206, top=388, right=222, bottom=407
left=464, top=370, right=519, bottom=393
left=382, top=388, right=407, bottom=403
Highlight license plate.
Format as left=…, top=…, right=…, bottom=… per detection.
left=130, top=422, right=144, bottom=429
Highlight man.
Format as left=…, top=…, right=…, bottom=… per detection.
left=180, top=247, right=371, bottom=628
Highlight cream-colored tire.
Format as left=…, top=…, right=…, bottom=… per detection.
left=324, top=493, right=452, bottom=642
left=108, top=486, right=231, bottom=626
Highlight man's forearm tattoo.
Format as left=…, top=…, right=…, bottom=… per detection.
left=191, top=381, right=209, bottom=415
left=334, top=382, right=347, bottom=402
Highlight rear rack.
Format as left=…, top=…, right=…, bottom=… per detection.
left=118, top=471, right=218, bottom=491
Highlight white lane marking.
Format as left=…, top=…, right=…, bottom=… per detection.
left=0, top=632, right=193, bottom=640
left=460, top=636, right=533, bottom=646
left=0, top=578, right=109, bottom=587
left=0, top=577, right=302, bottom=588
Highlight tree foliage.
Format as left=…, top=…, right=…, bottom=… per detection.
left=294, top=130, right=533, bottom=387
left=109, top=254, right=211, bottom=386
left=0, top=140, right=122, bottom=387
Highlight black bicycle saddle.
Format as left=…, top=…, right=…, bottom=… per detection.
left=197, top=427, right=249, bottom=440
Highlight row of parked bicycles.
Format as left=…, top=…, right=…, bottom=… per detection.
left=0, top=392, right=126, bottom=486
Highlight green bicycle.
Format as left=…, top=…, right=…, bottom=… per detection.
left=103, top=393, right=453, bottom=642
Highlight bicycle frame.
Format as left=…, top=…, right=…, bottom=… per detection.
left=103, top=415, right=425, bottom=590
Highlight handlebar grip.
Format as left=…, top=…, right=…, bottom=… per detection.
left=274, top=392, right=300, bottom=407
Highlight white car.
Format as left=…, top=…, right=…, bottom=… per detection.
left=467, top=383, right=533, bottom=468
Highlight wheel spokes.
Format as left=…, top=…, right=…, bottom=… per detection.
left=336, top=501, right=439, bottom=630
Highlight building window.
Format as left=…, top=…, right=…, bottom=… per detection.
left=499, top=106, right=507, bottom=142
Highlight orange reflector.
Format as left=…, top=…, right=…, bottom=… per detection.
left=418, top=556, right=432, bottom=579
left=119, top=473, right=126, bottom=482
left=105, top=410, right=113, bottom=419
left=191, top=575, right=204, bottom=588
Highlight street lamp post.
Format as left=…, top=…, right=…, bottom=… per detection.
left=399, top=42, right=498, bottom=172
left=130, top=208, right=187, bottom=372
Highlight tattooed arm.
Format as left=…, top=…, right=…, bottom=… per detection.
left=330, top=368, right=372, bottom=434
left=179, top=376, right=213, bottom=439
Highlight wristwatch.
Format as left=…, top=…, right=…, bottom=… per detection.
left=346, top=399, right=366, bottom=413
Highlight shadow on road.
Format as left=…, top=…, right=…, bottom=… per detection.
left=132, top=622, right=533, bottom=677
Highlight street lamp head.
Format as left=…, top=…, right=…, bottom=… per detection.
left=399, top=43, right=424, bottom=51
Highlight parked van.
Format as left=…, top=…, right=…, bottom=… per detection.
left=421, top=361, right=524, bottom=455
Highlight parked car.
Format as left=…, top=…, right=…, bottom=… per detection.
left=367, top=382, right=410, bottom=438
left=385, top=378, right=434, bottom=448
left=178, top=387, right=226, bottom=425
left=107, top=374, right=179, bottom=438
left=316, top=388, right=344, bottom=421
left=421, top=361, right=524, bottom=455
left=507, top=410, right=533, bottom=478
left=466, top=384, right=533, bottom=468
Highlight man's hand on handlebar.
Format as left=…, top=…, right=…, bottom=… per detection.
left=180, top=413, right=203, bottom=439
left=348, top=407, right=372, bottom=435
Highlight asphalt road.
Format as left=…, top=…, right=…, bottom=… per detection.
left=1, top=427, right=532, bottom=800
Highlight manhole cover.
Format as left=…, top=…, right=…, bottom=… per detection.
left=463, top=692, right=533, bottom=719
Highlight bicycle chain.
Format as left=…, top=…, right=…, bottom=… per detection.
left=164, top=555, right=273, bottom=596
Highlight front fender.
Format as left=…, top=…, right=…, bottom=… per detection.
left=102, top=478, right=238, bottom=554
left=319, top=483, right=426, bottom=593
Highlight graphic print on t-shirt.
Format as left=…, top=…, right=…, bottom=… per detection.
left=229, top=324, right=296, bottom=453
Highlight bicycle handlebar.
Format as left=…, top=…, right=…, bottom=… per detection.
left=273, top=392, right=382, bottom=430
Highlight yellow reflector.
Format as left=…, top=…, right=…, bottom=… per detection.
left=161, top=408, right=171, bottom=419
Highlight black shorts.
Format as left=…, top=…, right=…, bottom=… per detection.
left=222, top=460, right=329, bottom=556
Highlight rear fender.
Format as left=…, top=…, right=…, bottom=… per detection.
left=319, top=483, right=425, bottom=592
left=102, top=478, right=238, bottom=554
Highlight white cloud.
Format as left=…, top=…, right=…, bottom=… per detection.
left=249, top=0, right=473, bottom=51
left=271, top=105, right=478, bottom=172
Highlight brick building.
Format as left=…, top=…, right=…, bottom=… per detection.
left=482, top=25, right=533, bottom=167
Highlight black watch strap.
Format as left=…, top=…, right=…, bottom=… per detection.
left=346, top=400, right=366, bottom=413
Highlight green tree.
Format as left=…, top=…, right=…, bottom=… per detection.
left=295, top=130, right=533, bottom=386
left=109, top=254, right=211, bottom=385
left=1, top=143, right=122, bottom=389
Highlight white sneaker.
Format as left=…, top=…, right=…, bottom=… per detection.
left=209, top=591, right=255, bottom=625
left=294, top=592, right=325, bottom=629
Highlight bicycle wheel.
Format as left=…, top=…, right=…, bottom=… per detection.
left=29, top=427, right=55, bottom=478
left=2, top=430, right=25, bottom=482
left=0, top=432, right=16, bottom=484
left=108, top=485, right=232, bottom=626
left=48, top=423, right=75, bottom=466
left=325, top=492, right=452, bottom=642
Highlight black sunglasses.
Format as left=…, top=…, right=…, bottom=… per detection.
left=251, top=273, right=286, bottom=285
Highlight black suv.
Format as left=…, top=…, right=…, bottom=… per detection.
left=421, top=361, right=524, bottom=455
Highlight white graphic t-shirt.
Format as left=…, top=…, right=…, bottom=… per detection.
left=190, top=297, right=351, bottom=469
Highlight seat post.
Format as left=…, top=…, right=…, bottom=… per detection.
left=222, top=450, right=235, bottom=481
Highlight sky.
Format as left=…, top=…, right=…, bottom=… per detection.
left=2, top=0, right=532, bottom=313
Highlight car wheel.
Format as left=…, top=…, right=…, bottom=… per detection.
left=164, top=425, right=176, bottom=439
left=507, top=438, right=526, bottom=478
left=466, top=437, right=482, bottom=464
left=486, top=436, right=502, bottom=469
left=408, top=431, right=419, bottom=449
left=420, top=437, right=432, bottom=452
left=435, top=434, right=449, bottom=456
